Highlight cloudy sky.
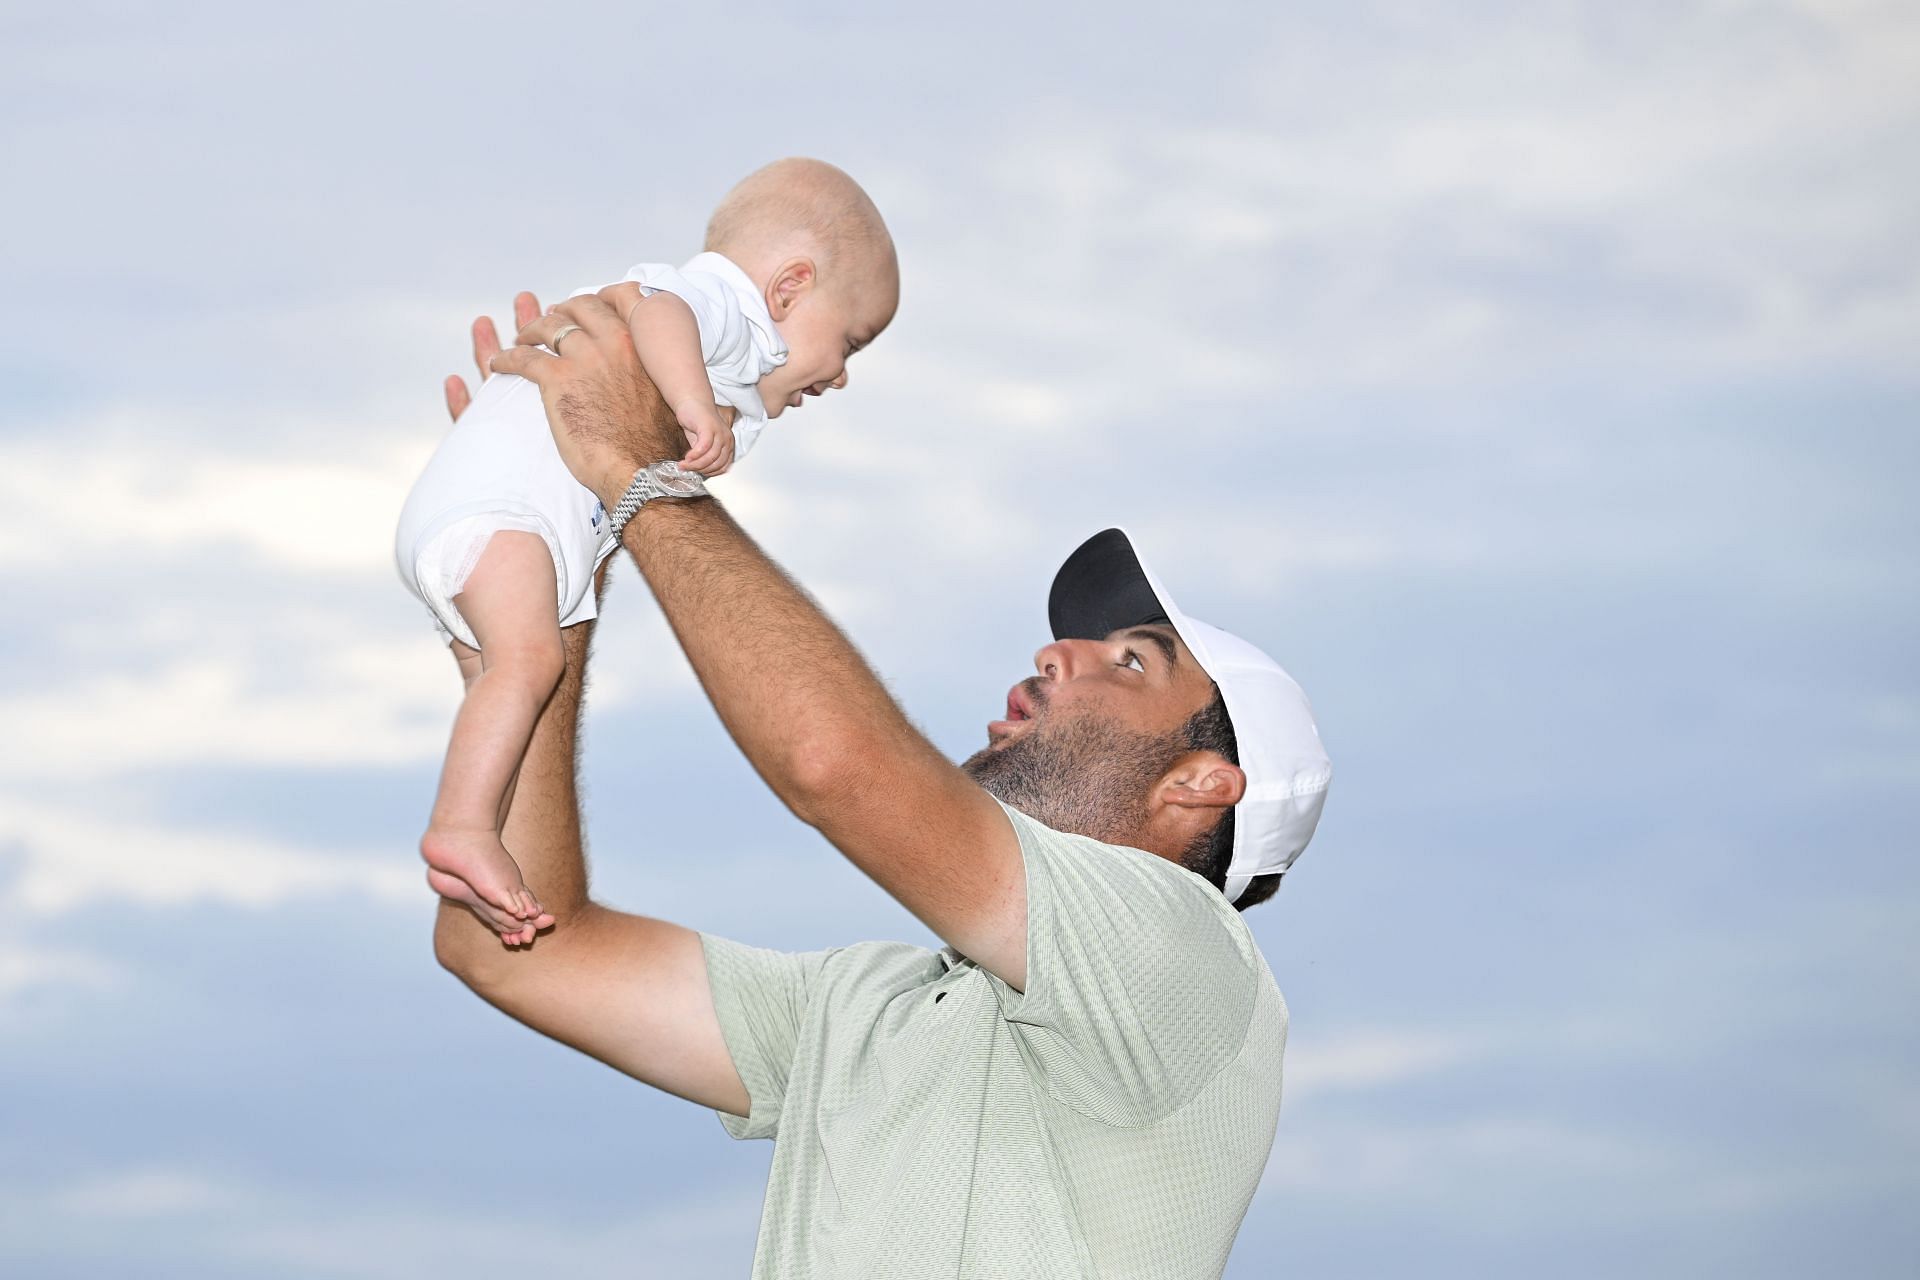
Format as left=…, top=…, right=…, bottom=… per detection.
left=3, top=1, right=1916, bottom=1275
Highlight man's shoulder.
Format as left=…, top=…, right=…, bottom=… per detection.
left=997, top=800, right=1256, bottom=943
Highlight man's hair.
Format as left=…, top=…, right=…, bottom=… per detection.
left=1179, top=688, right=1281, bottom=912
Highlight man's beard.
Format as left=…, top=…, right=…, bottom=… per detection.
left=961, top=708, right=1183, bottom=850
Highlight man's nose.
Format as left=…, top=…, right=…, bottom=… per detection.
left=1033, top=638, right=1094, bottom=680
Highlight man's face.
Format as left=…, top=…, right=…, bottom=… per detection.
left=960, top=624, right=1219, bottom=849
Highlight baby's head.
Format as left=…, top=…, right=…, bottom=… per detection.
left=706, top=158, right=899, bottom=418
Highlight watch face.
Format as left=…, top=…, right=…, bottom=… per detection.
left=653, top=461, right=708, bottom=497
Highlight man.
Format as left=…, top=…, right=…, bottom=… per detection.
left=431, top=290, right=1332, bottom=1278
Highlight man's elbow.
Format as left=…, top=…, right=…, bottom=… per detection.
left=433, top=905, right=502, bottom=991
left=781, top=730, right=867, bottom=829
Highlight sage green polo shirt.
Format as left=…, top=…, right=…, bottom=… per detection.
left=700, top=803, right=1288, bottom=1279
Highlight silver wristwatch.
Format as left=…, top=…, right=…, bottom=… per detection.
left=607, top=460, right=709, bottom=539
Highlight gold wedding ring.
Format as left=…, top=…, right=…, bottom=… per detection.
left=549, top=324, right=583, bottom=354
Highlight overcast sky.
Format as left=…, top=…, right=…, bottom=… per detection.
left=3, top=1, right=1916, bottom=1276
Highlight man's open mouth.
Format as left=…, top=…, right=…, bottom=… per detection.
left=987, top=682, right=1040, bottom=741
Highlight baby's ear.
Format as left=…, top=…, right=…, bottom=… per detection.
left=766, top=257, right=818, bottom=319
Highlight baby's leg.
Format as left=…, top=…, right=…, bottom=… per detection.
left=451, top=637, right=485, bottom=689
left=426, top=639, right=537, bottom=930
left=421, top=532, right=565, bottom=944
left=450, top=639, right=531, bottom=846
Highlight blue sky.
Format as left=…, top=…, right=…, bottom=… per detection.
left=3, top=1, right=1916, bottom=1275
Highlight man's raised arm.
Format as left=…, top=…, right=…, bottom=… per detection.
left=492, top=295, right=1031, bottom=988
left=428, top=298, right=748, bottom=1115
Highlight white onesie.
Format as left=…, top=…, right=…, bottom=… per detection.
left=395, top=252, right=786, bottom=648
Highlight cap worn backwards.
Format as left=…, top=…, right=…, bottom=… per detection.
left=1048, top=528, right=1332, bottom=904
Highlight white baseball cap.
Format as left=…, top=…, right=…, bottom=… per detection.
left=1048, top=528, right=1332, bottom=903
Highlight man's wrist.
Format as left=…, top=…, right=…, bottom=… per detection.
left=606, top=459, right=711, bottom=541
left=620, top=486, right=711, bottom=537
left=593, top=463, right=638, bottom=511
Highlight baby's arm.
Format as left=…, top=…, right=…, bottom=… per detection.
left=420, top=531, right=565, bottom=944
left=625, top=291, right=734, bottom=476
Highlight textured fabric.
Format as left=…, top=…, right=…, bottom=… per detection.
left=700, top=802, right=1288, bottom=1278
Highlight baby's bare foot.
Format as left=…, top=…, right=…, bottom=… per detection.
left=420, top=828, right=547, bottom=940
left=425, top=867, right=554, bottom=944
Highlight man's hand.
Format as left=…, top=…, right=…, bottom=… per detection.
left=445, top=291, right=543, bottom=422
left=489, top=295, right=687, bottom=506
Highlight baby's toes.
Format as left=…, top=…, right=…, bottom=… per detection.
left=479, top=881, right=523, bottom=915
left=477, top=902, right=516, bottom=931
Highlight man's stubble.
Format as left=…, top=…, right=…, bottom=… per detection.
left=960, top=700, right=1182, bottom=852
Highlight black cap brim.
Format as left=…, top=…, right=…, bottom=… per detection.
left=1049, top=528, right=1171, bottom=641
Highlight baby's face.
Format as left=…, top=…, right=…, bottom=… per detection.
left=761, top=277, right=897, bottom=418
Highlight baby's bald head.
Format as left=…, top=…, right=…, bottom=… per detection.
left=705, top=158, right=898, bottom=309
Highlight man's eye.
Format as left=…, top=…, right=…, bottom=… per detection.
left=1120, top=650, right=1145, bottom=672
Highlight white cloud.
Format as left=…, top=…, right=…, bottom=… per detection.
left=0, top=417, right=446, bottom=575
left=51, top=1168, right=234, bottom=1218
left=0, top=644, right=453, bottom=778
left=938, top=5, right=1920, bottom=389
left=0, top=793, right=418, bottom=915
left=218, top=1183, right=768, bottom=1280
left=0, top=1162, right=766, bottom=1280
left=1283, top=1028, right=1489, bottom=1100
left=0, top=940, right=122, bottom=1003
left=1258, top=1108, right=1905, bottom=1230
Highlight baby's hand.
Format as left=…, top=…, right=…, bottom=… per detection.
left=676, top=400, right=736, bottom=478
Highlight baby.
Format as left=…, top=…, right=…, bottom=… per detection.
left=396, top=158, right=900, bottom=944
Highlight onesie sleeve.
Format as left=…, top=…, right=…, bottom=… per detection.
left=621, top=262, right=763, bottom=394
left=979, top=802, right=1260, bottom=1126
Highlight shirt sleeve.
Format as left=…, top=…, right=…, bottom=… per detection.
left=982, top=803, right=1261, bottom=1126
left=699, top=932, right=833, bottom=1142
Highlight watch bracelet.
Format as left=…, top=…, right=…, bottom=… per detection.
left=607, top=469, right=651, bottom=540
left=607, top=460, right=708, bottom=540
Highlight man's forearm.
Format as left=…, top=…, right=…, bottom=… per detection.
left=619, top=497, right=946, bottom=824
left=433, top=618, right=594, bottom=969
left=494, top=295, right=1023, bottom=966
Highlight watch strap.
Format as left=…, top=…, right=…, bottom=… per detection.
left=608, top=460, right=708, bottom=540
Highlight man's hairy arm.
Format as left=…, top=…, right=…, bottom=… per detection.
left=494, top=295, right=1030, bottom=986
left=430, top=297, right=747, bottom=1115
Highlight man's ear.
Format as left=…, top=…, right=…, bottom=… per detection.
left=1143, top=751, right=1244, bottom=860
left=1156, top=751, right=1247, bottom=814
left=765, top=257, right=818, bottom=320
